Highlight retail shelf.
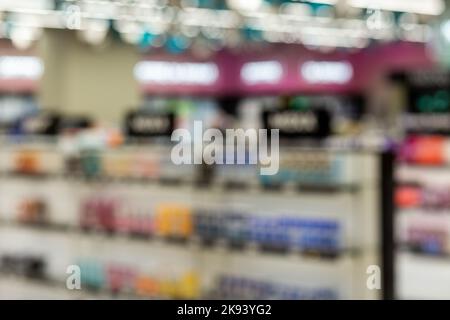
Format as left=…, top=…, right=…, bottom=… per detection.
left=396, top=208, right=450, bottom=215
left=397, top=246, right=450, bottom=261
left=0, top=172, right=360, bottom=196
left=0, top=146, right=386, bottom=300
left=0, top=220, right=356, bottom=264
left=396, top=164, right=450, bottom=185
left=397, top=251, right=450, bottom=300
left=0, top=274, right=149, bottom=300
left=0, top=275, right=77, bottom=300
left=0, top=173, right=361, bottom=225
left=0, top=221, right=363, bottom=299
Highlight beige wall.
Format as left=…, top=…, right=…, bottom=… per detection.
left=38, top=29, right=141, bottom=125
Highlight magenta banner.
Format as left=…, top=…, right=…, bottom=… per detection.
left=137, top=42, right=434, bottom=96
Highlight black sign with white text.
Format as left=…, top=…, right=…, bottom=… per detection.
left=125, top=111, right=175, bottom=138
left=21, top=113, right=62, bottom=136
left=393, top=70, right=450, bottom=134
left=262, top=109, right=331, bottom=139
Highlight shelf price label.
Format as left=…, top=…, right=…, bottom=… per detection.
left=125, top=111, right=175, bottom=138
left=262, top=108, right=331, bottom=139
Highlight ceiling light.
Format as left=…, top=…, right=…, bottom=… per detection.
left=226, top=0, right=263, bottom=12
left=10, top=26, right=41, bottom=50
left=78, top=19, right=109, bottom=45
left=348, top=0, right=445, bottom=16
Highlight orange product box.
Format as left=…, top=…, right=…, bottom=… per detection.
left=135, top=275, right=160, bottom=297
left=395, top=186, right=421, bottom=208
left=154, top=204, right=172, bottom=236
left=171, top=206, right=193, bottom=238
left=15, top=150, right=41, bottom=174
left=412, top=136, right=446, bottom=165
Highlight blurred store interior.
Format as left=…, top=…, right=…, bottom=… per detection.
left=0, top=0, right=450, bottom=300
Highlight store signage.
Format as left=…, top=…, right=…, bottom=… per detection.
left=0, top=56, right=44, bottom=80
left=300, top=61, right=353, bottom=84
left=21, top=113, right=61, bottom=136
left=262, top=109, right=331, bottom=139
left=405, top=71, right=450, bottom=113
left=125, top=111, right=174, bottom=137
left=240, top=61, right=283, bottom=85
left=401, top=70, right=450, bottom=134
left=133, top=61, right=219, bottom=85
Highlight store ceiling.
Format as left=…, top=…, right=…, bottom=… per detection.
left=0, top=0, right=446, bottom=51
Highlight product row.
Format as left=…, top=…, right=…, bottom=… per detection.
left=1, top=144, right=357, bottom=188
left=399, top=213, right=450, bottom=256
left=398, top=135, right=450, bottom=166
left=396, top=185, right=450, bottom=209
left=10, top=195, right=342, bottom=257
left=0, top=253, right=338, bottom=300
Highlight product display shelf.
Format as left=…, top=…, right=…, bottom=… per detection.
left=0, top=274, right=147, bottom=300
left=0, top=219, right=359, bottom=257
left=396, top=251, right=450, bottom=300
left=395, top=148, right=450, bottom=299
left=0, top=224, right=351, bottom=299
left=0, top=138, right=392, bottom=299
left=397, top=164, right=450, bottom=184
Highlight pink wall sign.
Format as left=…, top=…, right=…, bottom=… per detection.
left=138, top=42, right=435, bottom=96
left=0, top=41, right=43, bottom=93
